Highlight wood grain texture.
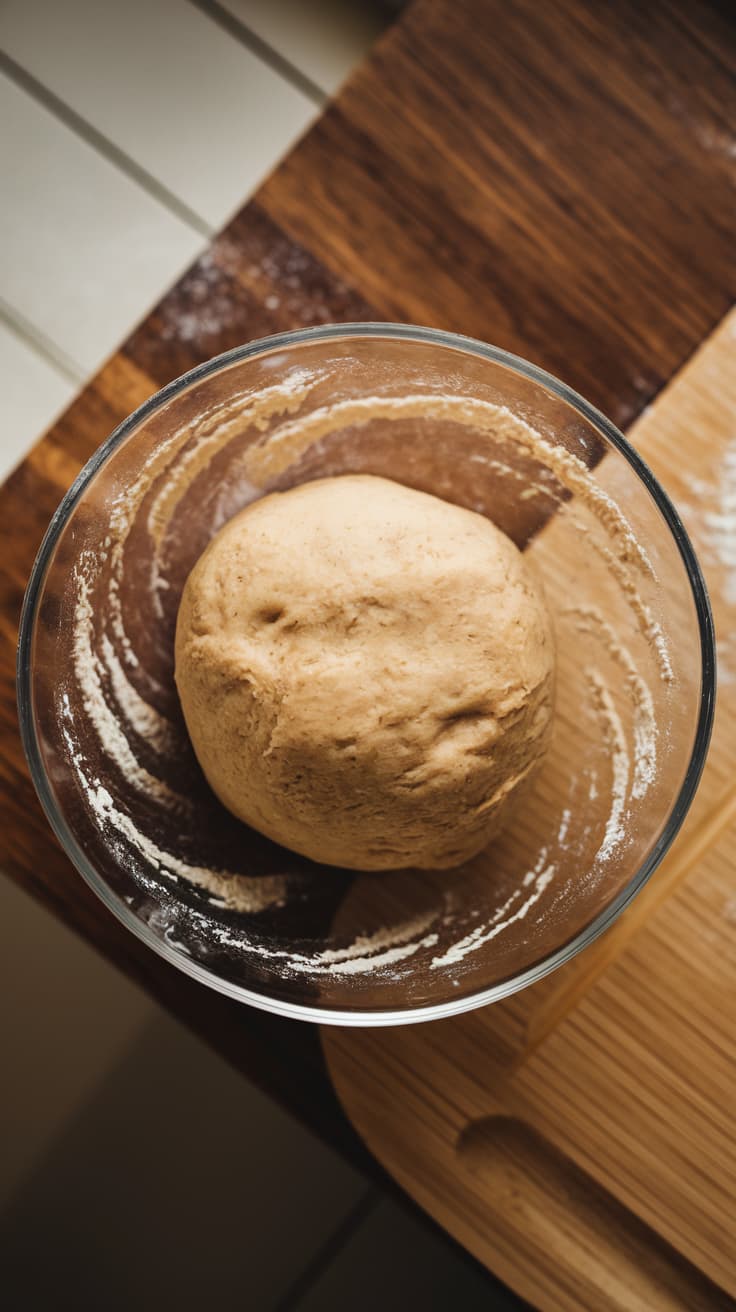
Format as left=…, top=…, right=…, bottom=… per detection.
left=259, top=0, right=736, bottom=429
left=1, top=0, right=735, bottom=1184
left=324, top=308, right=736, bottom=1308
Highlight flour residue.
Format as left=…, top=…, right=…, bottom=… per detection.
left=431, top=850, right=555, bottom=968
left=146, top=371, right=320, bottom=549
left=99, top=631, right=175, bottom=755
left=241, top=390, right=672, bottom=683
left=566, top=605, right=656, bottom=801
left=557, top=808, right=572, bottom=847
left=60, top=695, right=288, bottom=916
left=90, top=784, right=288, bottom=913
left=243, top=393, right=655, bottom=580
left=585, top=669, right=630, bottom=862
left=703, top=443, right=736, bottom=602
left=668, top=439, right=736, bottom=683
left=222, top=910, right=442, bottom=977
left=67, top=373, right=327, bottom=924
left=580, top=534, right=674, bottom=683
left=61, top=365, right=676, bottom=982
left=686, top=440, right=736, bottom=606
left=73, top=570, right=185, bottom=811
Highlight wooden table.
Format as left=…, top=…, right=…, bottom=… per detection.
left=2, top=0, right=735, bottom=1305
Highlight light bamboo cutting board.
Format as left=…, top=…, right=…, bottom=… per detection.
left=324, top=309, right=736, bottom=1310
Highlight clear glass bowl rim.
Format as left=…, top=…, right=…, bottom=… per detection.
left=16, top=323, right=717, bottom=1027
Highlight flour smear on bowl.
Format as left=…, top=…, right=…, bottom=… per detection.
left=60, top=370, right=672, bottom=983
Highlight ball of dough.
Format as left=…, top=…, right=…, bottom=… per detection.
left=175, top=475, right=555, bottom=871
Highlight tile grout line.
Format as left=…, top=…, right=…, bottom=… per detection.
left=271, top=1186, right=381, bottom=1311
left=0, top=51, right=215, bottom=241
left=186, top=0, right=329, bottom=108
left=0, top=295, right=86, bottom=387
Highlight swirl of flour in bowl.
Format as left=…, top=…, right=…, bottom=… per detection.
left=67, top=373, right=328, bottom=920
left=63, top=371, right=674, bottom=973
left=565, top=605, right=657, bottom=801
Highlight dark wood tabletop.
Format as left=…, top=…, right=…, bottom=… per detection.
left=1, top=0, right=735, bottom=1203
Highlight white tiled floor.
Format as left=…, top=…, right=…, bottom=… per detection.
left=217, top=0, right=387, bottom=95
left=0, top=0, right=318, bottom=230
left=0, top=317, right=76, bottom=472
left=0, top=72, right=203, bottom=385
left=0, top=0, right=382, bottom=482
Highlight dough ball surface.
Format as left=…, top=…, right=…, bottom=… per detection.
left=175, top=475, right=555, bottom=870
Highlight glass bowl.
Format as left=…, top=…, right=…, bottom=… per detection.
left=17, top=325, right=715, bottom=1025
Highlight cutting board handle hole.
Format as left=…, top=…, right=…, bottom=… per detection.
left=456, top=1116, right=731, bottom=1310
